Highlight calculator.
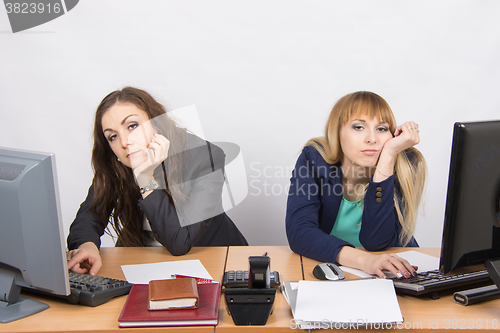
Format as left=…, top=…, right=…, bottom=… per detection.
left=222, top=270, right=280, bottom=288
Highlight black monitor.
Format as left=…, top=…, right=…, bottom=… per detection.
left=0, top=147, right=70, bottom=323
left=439, top=120, right=500, bottom=274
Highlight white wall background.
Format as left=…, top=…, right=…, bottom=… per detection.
left=1, top=0, right=499, bottom=248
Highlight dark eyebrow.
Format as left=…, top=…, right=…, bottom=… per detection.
left=103, top=114, right=139, bottom=133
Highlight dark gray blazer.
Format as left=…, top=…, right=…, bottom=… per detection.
left=67, top=137, right=247, bottom=255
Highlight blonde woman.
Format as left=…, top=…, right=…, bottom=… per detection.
left=286, top=91, right=426, bottom=279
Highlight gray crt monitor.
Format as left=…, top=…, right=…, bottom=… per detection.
left=439, top=121, right=500, bottom=274
left=0, top=147, right=70, bottom=323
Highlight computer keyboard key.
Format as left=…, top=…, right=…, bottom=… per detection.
left=66, top=272, right=133, bottom=306
left=393, top=269, right=490, bottom=296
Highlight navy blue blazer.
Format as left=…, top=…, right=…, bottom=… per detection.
left=285, top=145, right=418, bottom=263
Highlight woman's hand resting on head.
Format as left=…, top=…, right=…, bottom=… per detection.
left=374, top=121, right=420, bottom=182
left=67, top=242, right=102, bottom=276
left=382, top=121, right=420, bottom=158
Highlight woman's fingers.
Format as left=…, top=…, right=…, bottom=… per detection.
left=405, top=121, right=420, bottom=143
left=67, top=243, right=102, bottom=275
left=371, top=254, right=417, bottom=279
left=147, top=134, right=170, bottom=163
left=385, top=121, right=420, bottom=155
left=387, top=254, right=414, bottom=278
left=67, top=249, right=90, bottom=274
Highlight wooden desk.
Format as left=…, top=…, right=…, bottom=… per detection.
left=2, top=247, right=227, bottom=333
left=217, top=246, right=302, bottom=333
left=302, top=247, right=500, bottom=332
left=4, top=246, right=500, bottom=333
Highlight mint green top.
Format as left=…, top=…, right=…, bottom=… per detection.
left=329, top=197, right=363, bottom=247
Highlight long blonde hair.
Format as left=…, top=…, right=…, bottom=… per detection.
left=307, top=91, right=426, bottom=246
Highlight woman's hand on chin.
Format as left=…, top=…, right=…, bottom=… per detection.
left=133, top=133, right=170, bottom=188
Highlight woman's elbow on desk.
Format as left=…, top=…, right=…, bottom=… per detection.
left=162, top=242, right=192, bottom=256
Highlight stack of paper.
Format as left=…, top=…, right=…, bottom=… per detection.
left=283, top=279, right=403, bottom=330
left=121, top=259, right=213, bottom=283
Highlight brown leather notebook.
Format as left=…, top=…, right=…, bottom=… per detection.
left=148, top=278, right=199, bottom=310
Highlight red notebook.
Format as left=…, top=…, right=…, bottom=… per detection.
left=118, top=282, right=221, bottom=327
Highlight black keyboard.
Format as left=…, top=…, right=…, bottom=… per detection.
left=393, top=269, right=491, bottom=296
left=24, top=272, right=132, bottom=306
left=65, top=272, right=132, bottom=306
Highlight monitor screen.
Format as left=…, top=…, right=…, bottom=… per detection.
left=0, top=147, right=70, bottom=323
left=439, top=120, right=500, bottom=274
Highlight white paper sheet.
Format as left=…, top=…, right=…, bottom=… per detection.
left=394, top=250, right=440, bottom=273
left=339, top=266, right=373, bottom=278
left=121, top=259, right=213, bottom=284
left=294, top=279, right=403, bottom=326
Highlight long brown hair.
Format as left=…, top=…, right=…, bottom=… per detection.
left=307, top=91, right=426, bottom=246
left=91, top=87, right=187, bottom=246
